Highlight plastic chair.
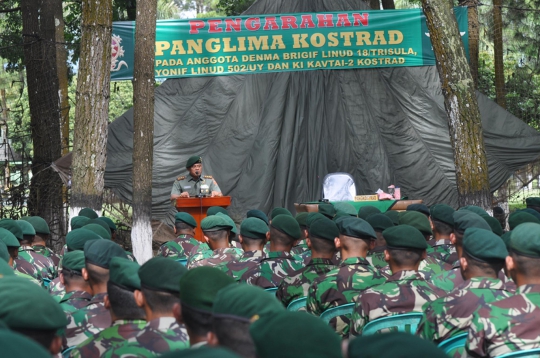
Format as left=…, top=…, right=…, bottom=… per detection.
left=322, top=173, right=357, bottom=201
left=498, top=349, right=540, bottom=358
left=437, top=333, right=468, bottom=356
left=362, top=312, right=424, bottom=335
left=287, top=297, right=307, bottom=311
left=320, top=303, right=355, bottom=324
left=176, top=258, right=187, bottom=266
left=42, top=278, right=51, bottom=289
left=265, top=287, right=278, bottom=296
left=62, top=346, right=75, bottom=358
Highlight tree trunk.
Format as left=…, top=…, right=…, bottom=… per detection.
left=131, top=0, right=157, bottom=263
left=381, top=0, right=395, bottom=10
left=492, top=0, right=506, bottom=108
left=21, top=0, right=65, bottom=250
left=70, top=0, right=113, bottom=219
left=369, top=0, right=380, bottom=10
left=422, top=0, right=492, bottom=210
left=459, top=0, right=479, bottom=88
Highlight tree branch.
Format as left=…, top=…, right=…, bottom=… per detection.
left=0, top=7, right=21, bottom=13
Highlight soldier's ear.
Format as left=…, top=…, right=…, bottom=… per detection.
left=384, top=250, right=391, bottom=262
left=449, top=232, right=457, bottom=245
left=59, top=273, right=65, bottom=286
left=134, top=290, right=145, bottom=308
left=265, top=231, right=271, bottom=244
left=505, top=255, right=515, bottom=273
left=429, top=217, right=435, bottom=231
left=104, top=295, right=111, bottom=310
left=203, top=235, right=210, bottom=243
left=306, top=238, right=312, bottom=249
left=238, top=235, right=244, bottom=244
left=334, top=237, right=341, bottom=249
left=460, top=256, right=468, bottom=271
left=173, top=302, right=184, bottom=324
left=207, top=331, right=219, bottom=346
left=49, top=335, right=63, bottom=355
left=173, top=226, right=177, bottom=234
left=81, top=268, right=89, bottom=282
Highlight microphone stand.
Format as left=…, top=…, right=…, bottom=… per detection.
left=195, top=171, right=204, bottom=198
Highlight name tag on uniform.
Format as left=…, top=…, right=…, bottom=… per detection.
left=184, top=186, right=191, bottom=189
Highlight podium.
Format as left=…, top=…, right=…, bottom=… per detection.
left=175, top=196, right=231, bottom=242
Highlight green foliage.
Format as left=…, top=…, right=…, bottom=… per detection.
left=0, top=0, right=24, bottom=72
left=109, top=81, right=134, bottom=122
left=216, top=0, right=255, bottom=16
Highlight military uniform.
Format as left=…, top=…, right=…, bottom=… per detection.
left=48, top=276, right=65, bottom=301
left=216, top=250, right=265, bottom=280
left=32, top=244, right=61, bottom=266
left=13, top=269, right=41, bottom=285
left=427, top=238, right=457, bottom=264
left=156, top=234, right=201, bottom=260
left=59, top=290, right=93, bottom=314
left=15, top=245, right=57, bottom=281
left=290, top=240, right=309, bottom=256
left=431, top=264, right=515, bottom=293
left=187, top=247, right=243, bottom=269
left=276, top=258, right=337, bottom=308
left=349, top=270, right=444, bottom=336
left=240, top=251, right=304, bottom=288
left=367, top=247, right=387, bottom=269
left=171, top=175, right=220, bottom=197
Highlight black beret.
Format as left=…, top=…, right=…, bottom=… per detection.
left=406, top=203, right=430, bottom=217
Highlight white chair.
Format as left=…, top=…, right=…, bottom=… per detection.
left=322, top=173, right=357, bottom=201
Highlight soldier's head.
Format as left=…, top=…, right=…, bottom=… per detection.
left=17, top=220, right=36, bottom=245
left=105, top=257, right=145, bottom=321
left=366, top=214, right=394, bottom=248
left=429, top=204, right=455, bottom=238
left=97, top=217, right=117, bottom=240
left=60, top=251, right=92, bottom=294
left=451, top=211, right=492, bottom=258
left=295, top=212, right=308, bottom=241
left=239, top=217, right=268, bottom=251
left=186, top=155, right=203, bottom=178
left=174, top=212, right=197, bottom=236
left=493, top=206, right=507, bottom=230
left=399, top=211, right=432, bottom=241
left=209, top=284, right=284, bottom=358
left=268, top=215, right=301, bottom=252
left=506, top=223, right=540, bottom=285
left=0, top=228, right=20, bottom=265
left=23, top=216, right=50, bottom=245
left=82, top=240, right=128, bottom=294
left=308, top=217, right=338, bottom=257
left=135, top=257, right=186, bottom=319
left=201, top=216, right=233, bottom=250
left=460, top=228, right=507, bottom=280
left=526, top=197, right=540, bottom=214
left=175, top=267, right=235, bottom=344
left=335, top=217, right=376, bottom=257
left=382, top=225, right=427, bottom=273
left=305, top=213, right=326, bottom=241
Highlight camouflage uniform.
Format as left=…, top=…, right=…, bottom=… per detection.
left=14, top=269, right=41, bottom=285
left=427, top=238, right=457, bottom=264
left=187, top=247, right=243, bottom=269
left=33, top=244, right=61, bottom=266
left=240, top=251, right=304, bottom=289
left=349, top=270, right=444, bottom=336
left=367, top=247, right=387, bottom=269
left=48, top=276, right=65, bottom=302
left=60, top=290, right=93, bottom=314
left=216, top=250, right=265, bottom=280
left=70, top=319, right=147, bottom=358
left=15, top=245, right=57, bottom=281
left=276, top=258, right=337, bottom=308
left=464, top=284, right=540, bottom=358
left=63, top=292, right=111, bottom=348
left=418, top=256, right=452, bottom=281
left=290, top=240, right=309, bottom=256
left=156, top=234, right=201, bottom=260
left=432, top=264, right=516, bottom=293
left=13, top=259, right=42, bottom=283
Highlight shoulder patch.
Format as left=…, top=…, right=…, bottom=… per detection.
left=204, top=175, right=213, bottom=179
left=177, top=176, right=186, bottom=181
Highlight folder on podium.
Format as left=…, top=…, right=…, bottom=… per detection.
left=175, top=196, right=231, bottom=242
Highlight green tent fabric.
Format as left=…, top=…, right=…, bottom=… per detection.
left=103, top=0, right=540, bottom=223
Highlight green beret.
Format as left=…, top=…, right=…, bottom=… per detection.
left=0, top=258, right=15, bottom=277
left=453, top=210, right=491, bottom=233
left=348, top=332, right=447, bottom=358
left=109, top=257, right=140, bottom=291
left=66, top=228, right=103, bottom=251
left=459, top=205, right=489, bottom=217
left=430, top=204, right=455, bottom=226
left=79, top=207, right=99, bottom=219
left=271, top=214, right=301, bottom=240
left=271, top=207, right=292, bottom=219
left=501, top=230, right=512, bottom=250
left=337, top=217, right=376, bottom=240
left=84, top=239, right=128, bottom=269
left=247, top=209, right=269, bottom=225
left=480, top=215, right=503, bottom=236
left=213, top=284, right=284, bottom=321
left=358, top=205, right=381, bottom=220
left=160, top=346, right=240, bottom=358
left=508, top=211, right=540, bottom=231
left=62, top=251, right=86, bottom=272
left=0, top=228, right=20, bottom=248
left=0, top=276, right=67, bottom=330
left=201, top=215, right=233, bottom=232
left=139, top=256, right=187, bottom=294
left=207, top=206, right=229, bottom=216
left=365, top=214, right=394, bottom=232
left=71, top=216, right=91, bottom=230
left=0, top=329, right=52, bottom=358
left=399, top=211, right=432, bottom=235
left=175, top=212, right=197, bottom=228
left=526, top=197, right=540, bottom=207
left=295, top=212, right=309, bottom=227
left=216, top=212, right=237, bottom=235
left=179, top=267, right=235, bottom=312
left=0, top=240, right=10, bottom=261
left=333, top=211, right=351, bottom=221
left=240, top=217, right=268, bottom=240
left=186, top=155, right=202, bottom=169
left=406, top=203, right=430, bottom=217
left=463, top=227, right=508, bottom=262
left=384, top=210, right=400, bottom=226
left=383, top=225, right=427, bottom=250
left=17, top=220, right=35, bottom=236
left=250, top=311, right=341, bottom=358
left=509, top=222, right=540, bottom=258
left=87, top=219, right=112, bottom=237
left=309, top=217, right=339, bottom=241
left=0, top=219, right=23, bottom=240
left=306, top=212, right=326, bottom=228
left=333, top=202, right=357, bottom=216
left=83, top=223, right=111, bottom=240
left=318, top=203, right=336, bottom=219
left=522, top=208, right=540, bottom=221
left=25, top=216, right=50, bottom=235
left=97, top=216, right=117, bottom=231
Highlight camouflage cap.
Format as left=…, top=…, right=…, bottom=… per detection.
left=250, top=311, right=341, bottom=358
left=16, top=220, right=35, bottom=236
left=526, top=197, right=540, bottom=207
left=0, top=276, right=67, bottom=330
left=333, top=202, right=357, bottom=216
left=246, top=209, right=269, bottom=225
left=240, top=217, right=268, bottom=240
left=26, top=216, right=50, bottom=235
left=0, top=228, right=19, bottom=248
left=501, top=230, right=512, bottom=250
left=62, top=251, right=86, bottom=273
left=175, top=212, right=197, bottom=228
left=306, top=212, right=326, bottom=228
left=201, top=215, right=233, bottom=232
left=216, top=212, right=237, bottom=235
left=295, top=212, right=309, bottom=227
left=270, top=207, right=292, bottom=219
left=71, top=216, right=91, bottom=230
left=318, top=203, right=336, bottom=219
left=430, top=204, right=455, bottom=226
left=83, top=223, right=111, bottom=240
left=480, top=214, right=503, bottom=236
left=78, top=207, right=99, bottom=219
left=109, top=257, right=141, bottom=291
left=139, top=257, right=187, bottom=294
left=186, top=155, right=202, bottom=169
left=0, top=240, right=10, bottom=261
left=348, top=332, right=447, bottom=358
left=357, top=205, right=381, bottom=220
left=522, top=208, right=540, bottom=221
left=406, top=203, right=430, bottom=217
left=87, top=219, right=112, bottom=238
left=0, top=330, right=51, bottom=358
left=179, top=266, right=235, bottom=312
left=399, top=211, right=432, bottom=235
left=213, top=284, right=284, bottom=321
left=337, top=217, right=376, bottom=240
left=66, top=228, right=103, bottom=251
left=0, top=258, right=15, bottom=277
left=271, top=214, right=301, bottom=240
left=160, top=346, right=240, bottom=358
left=509, top=222, right=540, bottom=258
left=309, top=217, right=339, bottom=241
left=207, top=206, right=229, bottom=217
left=383, top=225, right=427, bottom=250
left=0, top=219, right=23, bottom=240
left=453, top=210, right=491, bottom=233
left=84, top=239, right=128, bottom=269
left=97, top=216, right=117, bottom=231
left=508, top=211, right=540, bottom=231
left=365, top=213, right=394, bottom=232
left=463, top=227, right=508, bottom=262
left=459, top=205, right=489, bottom=217
left=383, top=210, right=400, bottom=226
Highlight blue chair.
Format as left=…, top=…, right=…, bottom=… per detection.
left=62, top=346, right=75, bottom=358
left=320, top=303, right=355, bottom=324
left=42, top=278, right=51, bottom=289
left=287, top=297, right=307, bottom=311
left=498, top=349, right=540, bottom=358
left=176, top=258, right=187, bottom=266
left=437, top=333, right=468, bottom=356
left=362, top=312, right=424, bottom=335
left=265, top=287, right=278, bottom=296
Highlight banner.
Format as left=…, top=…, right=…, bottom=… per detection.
left=111, top=8, right=468, bottom=80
